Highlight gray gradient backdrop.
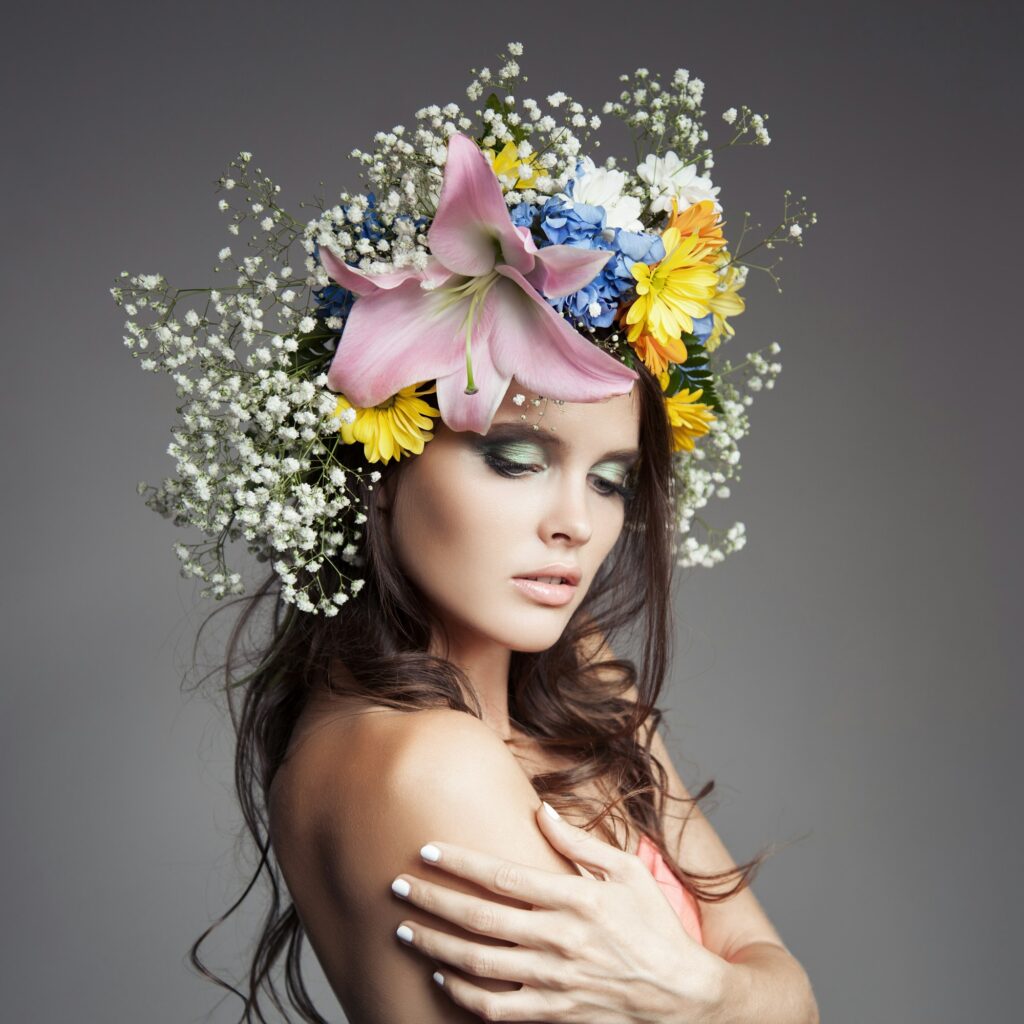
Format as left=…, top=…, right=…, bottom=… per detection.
left=2, top=1, right=1019, bottom=1020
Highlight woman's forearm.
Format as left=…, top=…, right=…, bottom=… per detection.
left=702, top=941, right=820, bottom=1024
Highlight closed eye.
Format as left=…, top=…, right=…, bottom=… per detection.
left=483, top=453, right=635, bottom=501
left=482, top=452, right=543, bottom=477
left=592, top=472, right=636, bottom=501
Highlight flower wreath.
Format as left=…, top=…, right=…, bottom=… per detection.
left=111, top=42, right=815, bottom=615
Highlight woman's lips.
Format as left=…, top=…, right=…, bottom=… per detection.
left=511, top=576, right=578, bottom=607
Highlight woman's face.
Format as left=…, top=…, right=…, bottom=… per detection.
left=381, top=380, right=642, bottom=654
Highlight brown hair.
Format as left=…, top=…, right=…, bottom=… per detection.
left=186, top=363, right=773, bottom=1022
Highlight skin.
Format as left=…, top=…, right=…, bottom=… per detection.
left=267, top=379, right=819, bottom=1023
left=378, top=379, right=641, bottom=739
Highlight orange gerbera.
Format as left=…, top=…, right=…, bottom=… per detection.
left=667, top=198, right=726, bottom=261
left=629, top=330, right=688, bottom=376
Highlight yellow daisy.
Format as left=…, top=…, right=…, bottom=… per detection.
left=623, top=225, right=719, bottom=345
left=330, top=381, right=441, bottom=464
left=484, top=140, right=539, bottom=190
left=657, top=372, right=716, bottom=453
left=705, top=255, right=747, bottom=353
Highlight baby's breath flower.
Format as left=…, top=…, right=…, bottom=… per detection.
left=117, top=41, right=810, bottom=611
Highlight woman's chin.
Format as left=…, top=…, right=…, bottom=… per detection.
left=500, top=622, right=572, bottom=654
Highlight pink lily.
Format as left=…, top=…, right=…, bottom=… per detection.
left=319, top=131, right=638, bottom=434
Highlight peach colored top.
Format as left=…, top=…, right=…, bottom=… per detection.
left=635, top=833, right=704, bottom=946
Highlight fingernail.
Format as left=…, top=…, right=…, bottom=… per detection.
left=391, top=877, right=411, bottom=898
left=396, top=924, right=414, bottom=943
left=433, top=970, right=445, bottom=986
left=420, top=843, right=441, bottom=862
left=542, top=801, right=560, bottom=821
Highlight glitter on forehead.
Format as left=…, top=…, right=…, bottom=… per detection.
left=513, top=393, right=551, bottom=431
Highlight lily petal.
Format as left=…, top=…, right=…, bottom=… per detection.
left=325, top=275, right=489, bottom=407
left=525, top=245, right=613, bottom=300
left=319, top=243, right=449, bottom=295
left=427, top=133, right=535, bottom=278
left=489, top=266, right=638, bottom=400
left=433, top=336, right=510, bottom=434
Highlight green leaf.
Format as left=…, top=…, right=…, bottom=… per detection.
left=663, top=356, right=724, bottom=414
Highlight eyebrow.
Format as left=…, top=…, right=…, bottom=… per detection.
left=484, top=422, right=640, bottom=464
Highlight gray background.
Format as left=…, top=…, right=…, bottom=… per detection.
left=2, top=0, right=1019, bottom=1020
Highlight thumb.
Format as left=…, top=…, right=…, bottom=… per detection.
left=536, top=801, right=629, bottom=881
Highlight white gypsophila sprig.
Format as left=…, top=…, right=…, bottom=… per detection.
left=110, top=151, right=382, bottom=614
left=672, top=341, right=783, bottom=567
left=344, top=42, right=540, bottom=224
left=462, top=41, right=601, bottom=194
left=720, top=103, right=773, bottom=147
left=721, top=190, right=818, bottom=294
left=349, top=113, right=466, bottom=222
left=603, top=65, right=712, bottom=171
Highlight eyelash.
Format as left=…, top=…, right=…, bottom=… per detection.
left=483, top=453, right=636, bottom=501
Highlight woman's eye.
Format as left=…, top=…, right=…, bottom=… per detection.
left=483, top=453, right=542, bottom=477
left=591, top=474, right=635, bottom=500
left=485, top=453, right=634, bottom=501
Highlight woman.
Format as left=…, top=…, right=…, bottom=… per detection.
left=119, top=50, right=823, bottom=1021
left=192, top=368, right=818, bottom=1023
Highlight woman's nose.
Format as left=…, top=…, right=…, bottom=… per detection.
left=539, top=472, right=594, bottom=546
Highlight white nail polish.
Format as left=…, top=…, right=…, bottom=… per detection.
left=420, top=843, right=441, bottom=862
left=433, top=970, right=445, bottom=986
left=391, top=877, right=411, bottom=897
left=396, top=924, right=414, bottom=943
left=542, top=801, right=560, bottom=821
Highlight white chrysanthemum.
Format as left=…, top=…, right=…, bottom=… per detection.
left=636, top=150, right=722, bottom=215
left=570, top=157, right=643, bottom=232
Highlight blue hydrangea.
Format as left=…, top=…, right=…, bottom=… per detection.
left=529, top=179, right=665, bottom=330
left=537, top=194, right=606, bottom=247
left=510, top=201, right=538, bottom=228
left=690, top=313, right=713, bottom=344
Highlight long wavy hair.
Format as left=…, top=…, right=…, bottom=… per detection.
left=187, top=363, right=775, bottom=1022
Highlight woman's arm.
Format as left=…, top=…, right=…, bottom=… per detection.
left=640, top=716, right=819, bottom=1022
left=614, top=675, right=815, bottom=1019
left=582, top=623, right=819, bottom=1022
left=291, top=707, right=588, bottom=1024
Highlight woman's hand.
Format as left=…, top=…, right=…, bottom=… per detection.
left=389, top=800, right=730, bottom=1023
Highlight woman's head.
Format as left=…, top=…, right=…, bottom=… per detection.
left=364, top=363, right=675, bottom=658
left=375, top=379, right=640, bottom=655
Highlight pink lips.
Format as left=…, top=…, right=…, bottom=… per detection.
left=510, top=577, right=578, bottom=607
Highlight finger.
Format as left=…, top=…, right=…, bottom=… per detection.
left=536, top=800, right=638, bottom=882
left=392, top=873, right=551, bottom=947
left=418, top=837, right=591, bottom=911
left=435, top=970, right=566, bottom=1023
left=395, top=918, right=547, bottom=985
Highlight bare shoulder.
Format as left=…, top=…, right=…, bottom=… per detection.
left=269, top=705, right=582, bottom=1024
left=320, top=706, right=582, bottom=882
